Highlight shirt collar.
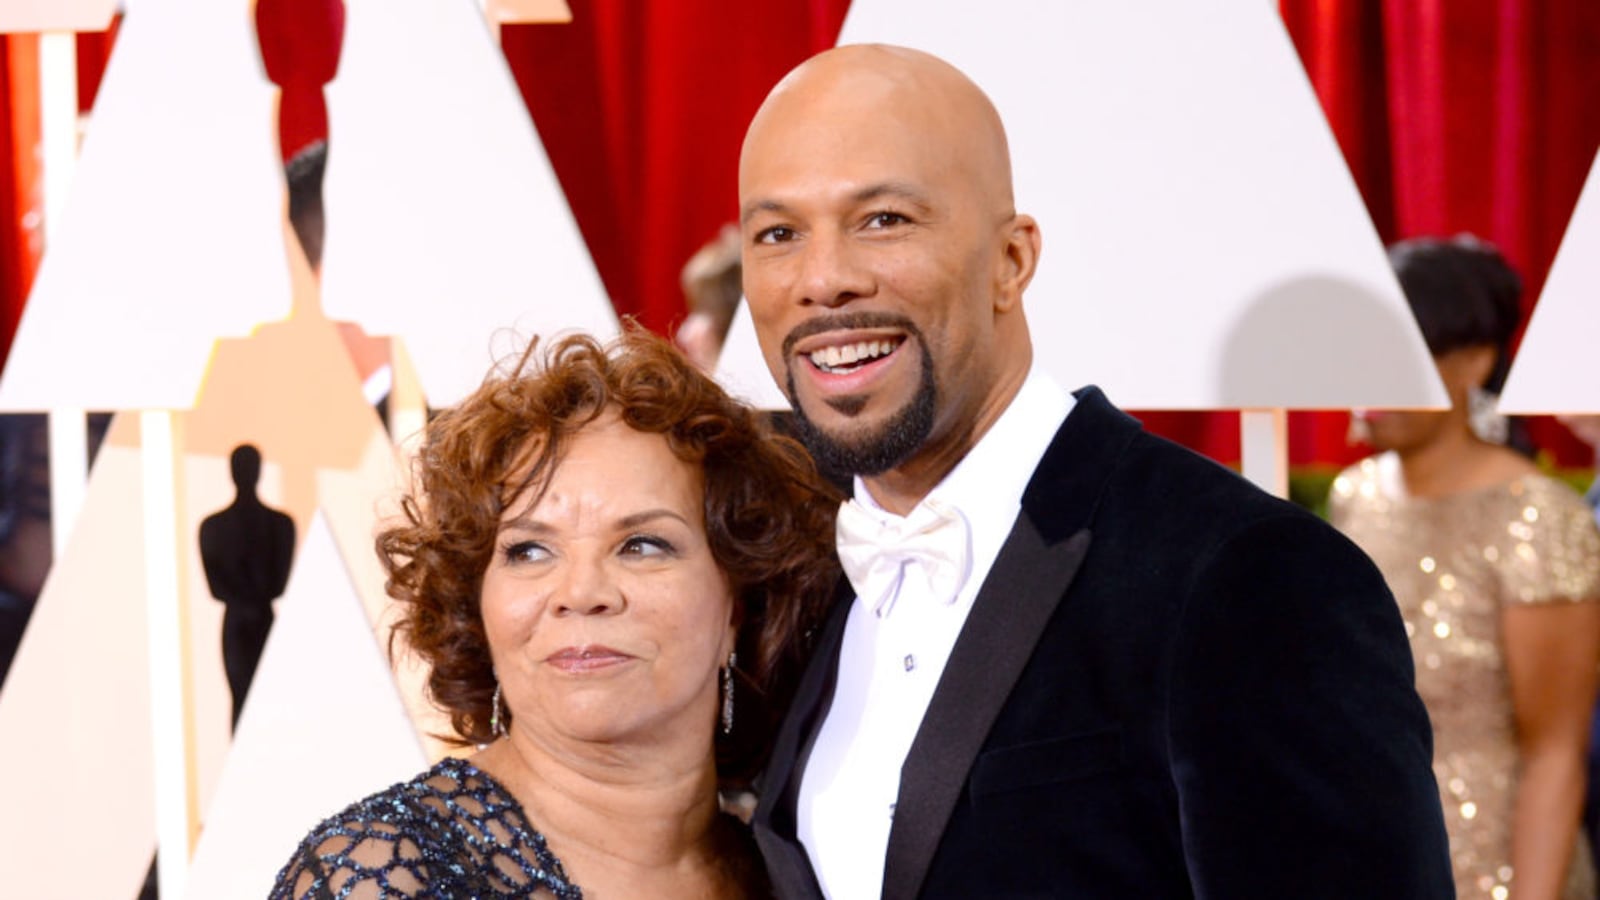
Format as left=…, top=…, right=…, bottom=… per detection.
left=852, top=367, right=1074, bottom=529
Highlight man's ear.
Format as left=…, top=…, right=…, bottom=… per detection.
left=994, top=214, right=1041, bottom=313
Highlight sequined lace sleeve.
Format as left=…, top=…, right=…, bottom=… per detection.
left=270, top=812, right=430, bottom=900
left=1497, top=475, right=1600, bottom=606
left=268, top=758, right=582, bottom=900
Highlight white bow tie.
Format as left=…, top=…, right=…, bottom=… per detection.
left=835, top=496, right=973, bottom=618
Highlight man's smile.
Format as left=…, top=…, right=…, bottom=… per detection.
left=797, top=333, right=907, bottom=375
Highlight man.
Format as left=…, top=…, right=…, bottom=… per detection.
left=739, top=44, right=1451, bottom=899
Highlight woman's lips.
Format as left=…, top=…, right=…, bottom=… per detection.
left=545, top=645, right=633, bottom=673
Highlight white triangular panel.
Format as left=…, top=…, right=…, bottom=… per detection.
left=0, top=416, right=155, bottom=898
left=0, top=0, right=290, bottom=411
left=0, top=0, right=117, bottom=32
left=717, top=1, right=1446, bottom=411
left=317, top=429, right=462, bottom=760
left=714, top=300, right=790, bottom=410
left=322, top=0, right=618, bottom=408
left=1500, top=151, right=1600, bottom=414
left=183, top=514, right=429, bottom=899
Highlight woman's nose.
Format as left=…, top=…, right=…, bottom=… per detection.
left=552, top=559, right=625, bottom=616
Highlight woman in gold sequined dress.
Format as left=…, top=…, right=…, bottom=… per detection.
left=1330, top=236, right=1600, bottom=900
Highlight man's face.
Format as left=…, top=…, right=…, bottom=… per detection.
left=738, top=79, right=1008, bottom=476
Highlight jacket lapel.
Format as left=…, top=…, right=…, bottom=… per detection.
left=880, top=512, right=1092, bottom=900
left=762, top=388, right=1136, bottom=900
left=754, top=580, right=854, bottom=900
left=878, top=388, right=1136, bottom=900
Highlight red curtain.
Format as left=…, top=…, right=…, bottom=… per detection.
left=255, top=0, right=345, bottom=161
left=1279, top=0, right=1598, bottom=468
left=0, top=35, right=41, bottom=365
left=1093, top=4, right=1600, bottom=470
left=499, top=1, right=850, bottom=333
left=4, top=2, right=1596, bottom=468
left=1, top=2, right=845, bottom=351
left=0, top=25, right=118, bottom=364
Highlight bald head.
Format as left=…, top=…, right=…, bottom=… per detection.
left=736, top=45, right=1041, bottom=509
left=741, top=44, right=1016, bottom=217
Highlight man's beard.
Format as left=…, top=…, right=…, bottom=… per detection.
left=785, top=327, right=937, bottom=477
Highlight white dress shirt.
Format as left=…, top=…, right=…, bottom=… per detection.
left=796, top=369, right=1074, bottom=899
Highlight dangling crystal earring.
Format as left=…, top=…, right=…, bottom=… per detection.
left=720, top=651, right=737, bottom=735
left=1468, top=386, right=1508, bottom=445
left=490, top=682, right=508, bottom=739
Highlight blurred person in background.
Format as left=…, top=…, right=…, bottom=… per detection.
left=1331, top=235, right=1600, bottom=900
left=675, top=224, right=744, bottom=373
left=0, top=414, right=49, bottom=688
left=1558, top=412, right=1600, bottom=886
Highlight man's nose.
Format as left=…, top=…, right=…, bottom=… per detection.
left=552, top=559, right=625, bottom=617
left=796, top=230, right=874, bottom=309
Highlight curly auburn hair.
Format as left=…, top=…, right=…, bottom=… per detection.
left=380, top=326, right=841, bottom=782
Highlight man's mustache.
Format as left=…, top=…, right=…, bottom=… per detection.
left=780, top=312, right=922, bottom=360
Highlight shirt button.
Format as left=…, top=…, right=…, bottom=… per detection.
left=903, top=654, right=916, bottom=672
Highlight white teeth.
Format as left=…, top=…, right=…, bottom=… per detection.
left=808, top=339, right=899, bottom=372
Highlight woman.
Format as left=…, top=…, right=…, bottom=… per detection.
left=272, top=329, right=840, bottom=898
left=1331, top=236, right=1600, bottom=900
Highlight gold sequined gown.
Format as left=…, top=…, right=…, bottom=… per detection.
left=1330, top=455, right=1600, bottom=900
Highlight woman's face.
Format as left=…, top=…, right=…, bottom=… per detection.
left=1356, top=344, right=1495, bottom=453
left=480, top=413, right=736, bottom=749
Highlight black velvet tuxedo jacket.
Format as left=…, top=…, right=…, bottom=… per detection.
left=753, top=387, right=1453, bottom=899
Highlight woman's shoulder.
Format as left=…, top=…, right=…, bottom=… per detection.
left=1327, top=455, right=1387, bottom=522
left=268, top=759, right=470, bottom=899
left=1512, top=469, right=1597, bottom=515
left=1495, top=472, right=1600, bottom=606
left=268, top=757, right=581, bottom=899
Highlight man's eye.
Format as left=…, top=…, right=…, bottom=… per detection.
left=866, top=212, right=909, bottom=229
left=755, top=226, right=796, bottom=244
left=620, top=535, right=676, bottom=558
left=502, top=541, right=551, bottom=563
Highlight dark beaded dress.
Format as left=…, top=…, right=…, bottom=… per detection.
left=270, top=756, right=583, bottom=899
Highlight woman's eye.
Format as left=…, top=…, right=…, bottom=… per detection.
left=620, top=535, right=676, bottom=558
left=502, top=541, right=551, bottom=564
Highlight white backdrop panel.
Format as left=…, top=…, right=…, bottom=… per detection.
left=0, top=422, right=155, bottom=898
left=716, top=0, right=1444, bottom=411
left=0, top=0, right=117, bottom=32
left=714, top=300, right=789, bottom=410
left=0, top=0, right=290, bottom=411
left=1499, top=151, right=1600, bottom=414
left=183, top=514, right=429, bottom=899
left=322, top=0, right=617, bottom=408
